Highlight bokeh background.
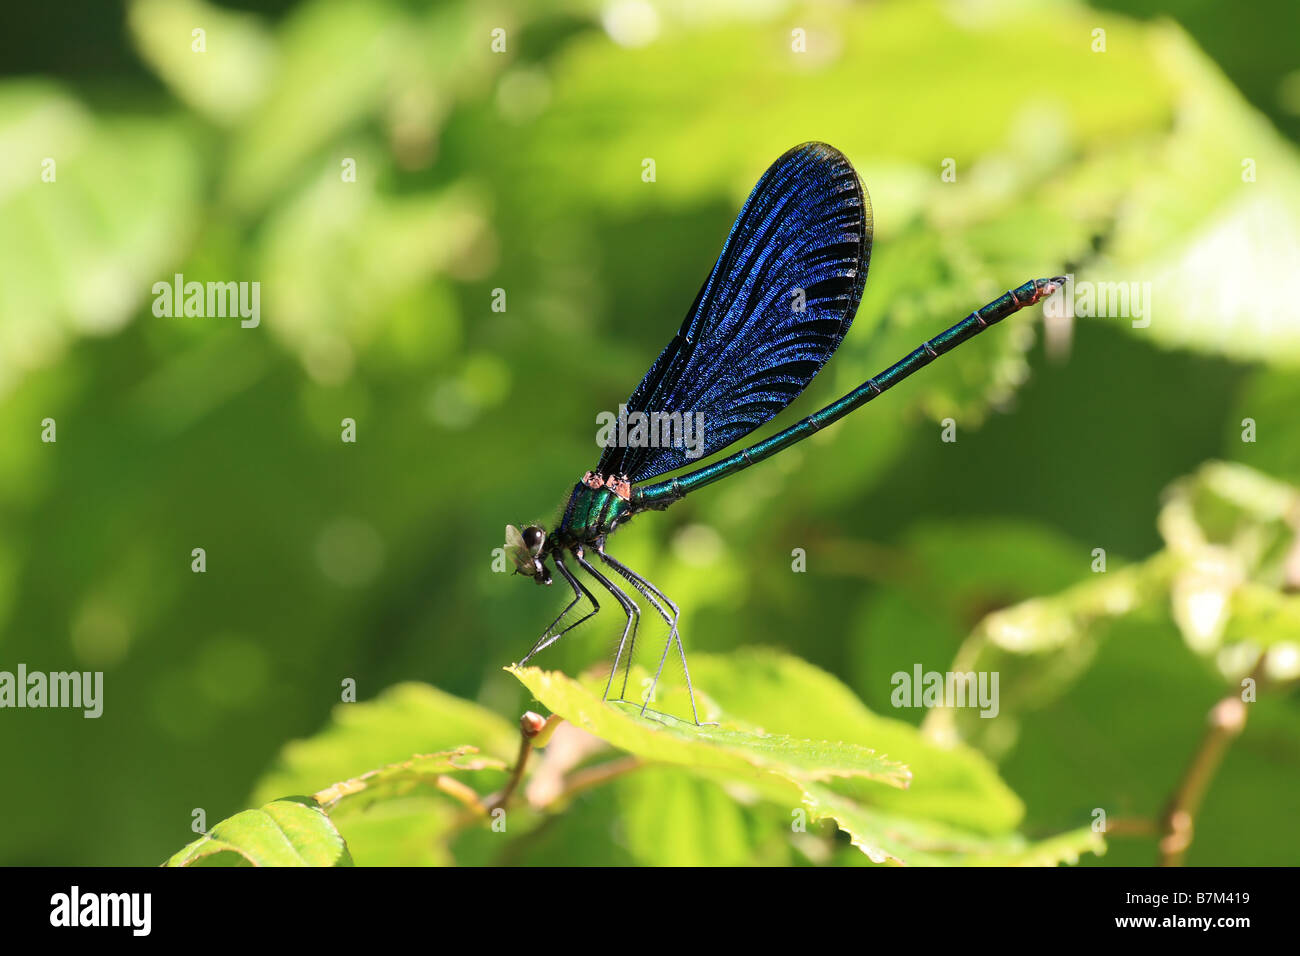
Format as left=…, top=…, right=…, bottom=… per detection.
left=2, top=0, right=1299, bottom=866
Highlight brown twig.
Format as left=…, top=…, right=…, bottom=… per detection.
left=486, top=712, right=547, bottom=813
left=1157, top=689, right=1250, bottom=866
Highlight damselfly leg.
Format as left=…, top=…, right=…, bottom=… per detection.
left=572, top=551, right=644, bottom=704
left=597, top=555, right=660, bottom=702
left=519, top=554, right=598, bottom=665
left=517, top=544, right=706, bottom=725
left=599, top=550, right=706, bottom=726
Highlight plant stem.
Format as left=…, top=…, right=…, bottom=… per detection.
left=1158, top=690, right=1249, bottom=866
left=487, top=712, right=547, bottom=813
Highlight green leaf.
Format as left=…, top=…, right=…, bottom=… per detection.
left=312, top=749, right=506, bottom=867
left=251, top=682, right=517, bottom=806
left=320, top=796, right=459, bottom=867
left=313, top=748, right=506, bottom=810
left=245, top=685, right=515, bottom=866
left=615, top=767, right=775, bottom=867
left=506, top=656, right=1103, bottom=866
left=507, top=664, right=911, bottom=793
left=165, top=797, right=352, bottom=867
left=686, top=649, right=1024, bottom=834
left=803, top=783, right=1104, bottom=867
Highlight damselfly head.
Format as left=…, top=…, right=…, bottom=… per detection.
left=505, top=524, right=551, bottom=583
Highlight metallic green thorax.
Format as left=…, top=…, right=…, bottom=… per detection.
left=555, top=482, right=633, bottom=545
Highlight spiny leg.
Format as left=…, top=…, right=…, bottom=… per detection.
left=597, top=552, right=674, bottom=702
left=599, top=550, right=703, bottom=726
left=521, top=562, right=582, bottom=661
left=519, top=554, right=598, bottom=664
left=572, top=551, right=640, bottom=704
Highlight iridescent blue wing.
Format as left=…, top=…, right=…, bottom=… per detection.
left=596, top=142, right=872, bottom=483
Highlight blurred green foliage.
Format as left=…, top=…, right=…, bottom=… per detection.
left=1, top=0, right=1298, bottom=865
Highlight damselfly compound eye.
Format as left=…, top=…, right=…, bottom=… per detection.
left=522, top=526, right=546, bottom=553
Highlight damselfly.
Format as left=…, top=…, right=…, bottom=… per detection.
left=506, top=142, right=1063, bottom=724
